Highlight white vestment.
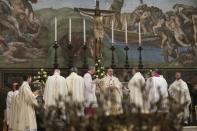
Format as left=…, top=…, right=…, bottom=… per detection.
left=101, top=75, right=123, bottom=115
left=6, top=90, right=19, bottom=125
left=65, top=72, right=85, bottom=103
left=146, top=75, right=168, bottom=111
left=168, top=79, right=191, bottom=119
left=128, top=72, right=147, bottom=113
left=83, top=72, right=98, bottom=108
left=43, top=73, right=68, bottom=107
left=9, top=82, right=38, bottom=131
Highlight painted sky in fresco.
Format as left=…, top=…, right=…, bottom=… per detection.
left=32, top=0, right=197, bottom=12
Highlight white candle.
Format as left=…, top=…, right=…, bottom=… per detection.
left=83, top=19, right=86, bottom=44
left=139, top=22, right=142, bottom=46
left=112, top=20, right=114, bottom=44
left=55, top=17, right=57, bottom=41
left=69, top=17, right=71, bottom=43
left=125, top=21, right=128, bottom=44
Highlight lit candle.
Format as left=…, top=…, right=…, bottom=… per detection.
left=112, top=20, right=114, bottom=44
left=139, top=22, right=141, bottom=46
left=83, top=19, right=86, bottom=44
left=55, top=17, right=57, bottom=41
left=125, top=21, right=128, bottom=45
left=69, top=17, right=71, bottom=43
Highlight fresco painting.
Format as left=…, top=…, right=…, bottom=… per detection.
left=0, top=0, right=197, bottom=68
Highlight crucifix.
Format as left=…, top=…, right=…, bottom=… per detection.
left=74, top=0, right=119, bottom=60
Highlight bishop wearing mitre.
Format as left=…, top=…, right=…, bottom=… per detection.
left=43, top=69, right=68, bottom=107
left=100, top=68, right=123, bottom=115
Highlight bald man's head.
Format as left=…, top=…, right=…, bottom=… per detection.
left=54, top=69, right=60, bottom=74
left=107, top=68, right=113, bottom=77
left=88, top=66, right=95, bottom=74
left=175, top=72, right=181, bottom=80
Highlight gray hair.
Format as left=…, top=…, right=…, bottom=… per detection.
left=70, top=67, right=78, bottom=73
left=88, top=66, right=95, bottom=71
left=54, top=69, right=61, bottom=74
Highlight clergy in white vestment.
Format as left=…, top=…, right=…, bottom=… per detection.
left=43, top=69, right=68, bottom=107
left=100, top=68, right=123, bottom=115
left=6, top=80, right=19, bottom=128
left=128, top=68, right=147, bottom=113
left=168, top=72, right=191, bottom=124
left=146, top=69, right=168, bottom=112
left=83, top=66, right=98, bottom=116
left=65, top=67, right=85, bottom=103
left=9, top=75, right=39, bottom=131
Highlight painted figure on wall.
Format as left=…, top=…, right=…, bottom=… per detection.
left=0, top=0, right=44, bottom=65
left=0, top=0, right=196, bottom=68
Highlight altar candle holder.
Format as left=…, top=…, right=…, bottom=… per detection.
left=124, top=46, right=129, bottom=68
left=83, top=43, right=88, bottom=68
left=137, top=46, right=143, bottom=69
left=67, top=42, right=73, bottom=68
left=53, top=41, right=59, bottom=69
left=110, top=44, right=116, bottom=68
